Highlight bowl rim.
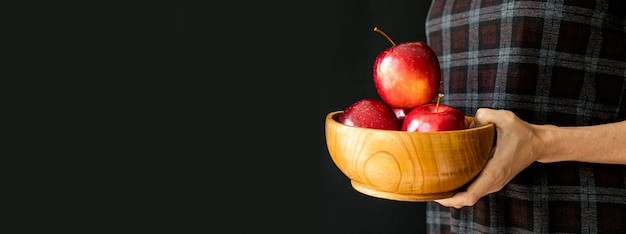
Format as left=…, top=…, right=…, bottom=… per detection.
left=326, top=110, right=494, bottom=134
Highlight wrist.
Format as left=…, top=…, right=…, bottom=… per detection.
left=534, top=124, right=560, bottom=163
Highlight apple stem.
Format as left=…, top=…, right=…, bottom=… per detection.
left=435, top=93, right=444, bottom=112
left=373, top=27, right=396, bottom=46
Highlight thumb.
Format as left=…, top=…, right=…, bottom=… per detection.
left=473, top=108, right=499, bottom=128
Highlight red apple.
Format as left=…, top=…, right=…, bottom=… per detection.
left=372, top=27, right=441, bottom=109
left=401, top=97, right=465, bottom=132
left=339, top=98, right=400, bottom=130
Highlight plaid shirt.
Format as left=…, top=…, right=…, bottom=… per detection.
left=425, top=0, right=626, bottom=233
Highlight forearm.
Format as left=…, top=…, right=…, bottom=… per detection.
left=537, top=120, right=626, bottom=164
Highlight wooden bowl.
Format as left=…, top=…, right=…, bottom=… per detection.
left=325, top=110, right=495, bottom=202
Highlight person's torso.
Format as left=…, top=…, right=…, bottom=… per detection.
left=426, top=0, right=626, bottom=126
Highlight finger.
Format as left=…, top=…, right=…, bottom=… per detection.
left=435, top=174, right=492, bottom=208
left=468, top=119, right=476, bottom=128
left=472, top=108, right=493, bottom=127
left=434, top=148, right=500, bottom=208
left=476, top=108, right=521, bottom=128
left=468, top=108, right=492, bottom=128
left=434, top=191, right=471, bottom=209
left=434, top=173, right=494, bottom=208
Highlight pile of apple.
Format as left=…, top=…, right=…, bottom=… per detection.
left=338, top=27, right=466, bottom=132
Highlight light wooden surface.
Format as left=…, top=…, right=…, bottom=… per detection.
left=325, top=111, right=495, bottom=202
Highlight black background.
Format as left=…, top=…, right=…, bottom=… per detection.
left=9, top=0, right=431, bottom=233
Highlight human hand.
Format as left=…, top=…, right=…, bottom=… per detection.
left=434, top=108, right=543, bottom=208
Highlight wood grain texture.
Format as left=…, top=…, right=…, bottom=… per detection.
left=325, top=111, right=495, bottom=202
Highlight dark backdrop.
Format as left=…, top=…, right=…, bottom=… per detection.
left=9, top=0, right=431, bottom=233
left=319, top=1, right=432, bottom=233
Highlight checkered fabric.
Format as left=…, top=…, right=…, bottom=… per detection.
left=425, top=0, right=626, bottom=233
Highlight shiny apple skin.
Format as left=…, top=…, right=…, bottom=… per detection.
left=373, top=41, right=441, bottom=109
left=392, top=107, right=412, bottom=123
left=339, top=98, right=400, bottom=130
left=401, top=103, right=465, bottom=132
